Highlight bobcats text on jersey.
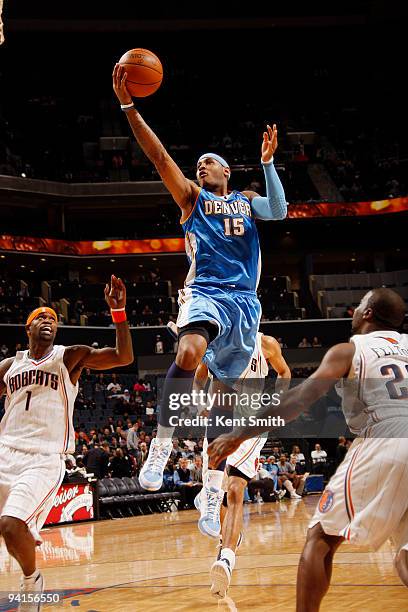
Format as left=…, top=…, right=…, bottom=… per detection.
left=8, top=370, right=59, bottom=394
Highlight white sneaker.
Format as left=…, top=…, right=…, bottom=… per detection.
left=194, top=488, right=205, bottom=511
left=138, top=438, right=172, bottom=491
left=277, top=489, right=286, bottom=500
left=210, top=557, right=232, bottom=598
left=290, top=492, right=302, bottom=500
left=19, top=571, right=44, bottom=611
left=198, top=486, right=224, bottom=538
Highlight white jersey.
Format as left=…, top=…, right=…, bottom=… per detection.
left=1, top=345, right=78, bottom=454
left=226, top=333, right=270, bottom=477
left=337, top=330, right=408, bottom=434
left=238, top=332, right=269, bottom=390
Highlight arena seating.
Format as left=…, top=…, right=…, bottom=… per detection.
left=0, top=273, right=310, bottom=324
left=97, top=476, right=180, bottom=518
left=309, top=270, right=408, bottom=317
left=258, top=276, right=305, bottom=320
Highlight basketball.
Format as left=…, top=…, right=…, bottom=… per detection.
left=118, top=48, right=163, bottom=98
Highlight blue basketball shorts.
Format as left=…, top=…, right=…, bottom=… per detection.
left=176, top=284, right=261, bottom=382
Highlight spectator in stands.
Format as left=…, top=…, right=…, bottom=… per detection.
left=291, top=445, right=306, bottom=472
left=106, top=416, right=115, bottom=433
left=155, top=335, right=164, bottom=354
left=289, top=455, right=309, bottom=496
left=298, top=337, right=312, bottom=348
left=311, top=443, right=327, bottom=472
left=336, top=436, right=348, bottom=466
left=115, top=426, right=127, bottom=448
left=145, top=400, right=155, bottom=416
left=189, top=454, right=203, bottom=487
left=142, top=304, right=153, bottom=316
left=77, top=430, right=90, bottom=446
left=170, top=439, right=184, bottom=462
left=248, top=463, right=280, bottom=503
left=277, top=454, right=302, bottom=499
left=277, top=338, right=287, bottom=349
left=127, top=422, right=139, bottom=456
left=162, top=458, right=175, bottom=489
left=271, top=445, right=282, bottom=459
left=135, top=442, right=149, bottom=472
left=82, top=442, right=110, bottom=479
left=173, top=457, right=195, bottom=508
left=263, top=455, right=277, bottom=473
left=343, top=305, right=354, bottom=318
left=108, top=448, right=132, bottom=478
left=107, top=378, right=122, bottom=396
left=133, top=379, right=147, bottom=393
left=0, top=344, right=9, bottom=360
left=312, top=336, right=322, bottom=347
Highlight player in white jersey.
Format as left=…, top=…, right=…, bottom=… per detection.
left=208, top=288, right=408, bottom=610
left=186, top=330, right=291, bottom=598
left=0, top=275, right=133, bottom=611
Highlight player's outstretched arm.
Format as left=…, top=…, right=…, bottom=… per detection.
left=0, top=357, right=15, bottom=396
left=64, top=275, right=134, bottom=384
left=208, top=342, right=355, bottom=468
left=112, top=64, right=199, bottom=213
left=242, top=124, right=287, bottom=221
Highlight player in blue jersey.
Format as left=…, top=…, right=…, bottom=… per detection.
left=113, top=64, right=287, bottom=533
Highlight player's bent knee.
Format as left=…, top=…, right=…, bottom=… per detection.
left=227, top=478, right=247, bottom=506
left=0, top=516, right=27, bottom=543
left=176, top=341, right=204, bottom=369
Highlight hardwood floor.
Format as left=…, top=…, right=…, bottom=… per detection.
left=0, top=496, right=406, bottom=611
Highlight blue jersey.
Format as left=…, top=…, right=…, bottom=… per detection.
left=182, top=188, right=261, bottom=292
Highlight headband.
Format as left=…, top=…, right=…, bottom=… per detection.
left=197, top=153, right=230, bottom=169
left=26, top=307, right=58, bottom=327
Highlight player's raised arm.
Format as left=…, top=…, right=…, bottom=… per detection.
left=208, top=342, right=355, bottom=467
left=0, top=357, right=15, bottom=396
left=64, top=275, right=134, bottom=384
left=112, top=64, right=199, bottom=213
left=242, top=124, right=288, bottom=221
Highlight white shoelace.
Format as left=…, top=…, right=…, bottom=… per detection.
left=206, top=488, right=222, bottom=522
left=145, top=442, right=170, bottom=473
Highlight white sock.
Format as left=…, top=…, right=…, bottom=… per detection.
left=221, top=547, right=236, bottom=570
left=24, top=569, right=40, bottom=581
left=156, top=424, right=174, bottom=443
left=202, top=438, right=208, bottom=484
left=207, top=469, right=224, bottom=491
left=284, top=479, right=295, bottom=494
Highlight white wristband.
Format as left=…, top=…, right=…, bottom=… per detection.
left=110, top=307, right=126, bottom=312
left=120, top=102, right=134, bottom=109
left=261, top=157, right=274, bottom=165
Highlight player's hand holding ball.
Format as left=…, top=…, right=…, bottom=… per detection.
left=261, top=124, right=278, bottom=163
left=112, top=64, right=133, bottom=105
left=104, top=275, right=126, bottom=310
left=112, top=48, right=163, bottom=103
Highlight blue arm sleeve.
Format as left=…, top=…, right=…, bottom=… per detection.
left=251, top=160, right=287, bottom=221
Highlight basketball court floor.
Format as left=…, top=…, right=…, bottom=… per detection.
left=0, top=497, right=406, bottom=611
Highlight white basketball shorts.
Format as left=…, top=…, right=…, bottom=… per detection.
left=309, top=436, right=408, bottom=551
left=0, top=442, right=65, bottom=541
left=226, top=436, right=267, bottom=479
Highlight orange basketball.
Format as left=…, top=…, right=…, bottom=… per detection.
left=118, top=48, right=163, bottom=98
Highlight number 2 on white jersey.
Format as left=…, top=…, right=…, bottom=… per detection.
left=380, top=363, right=408, bottom=399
